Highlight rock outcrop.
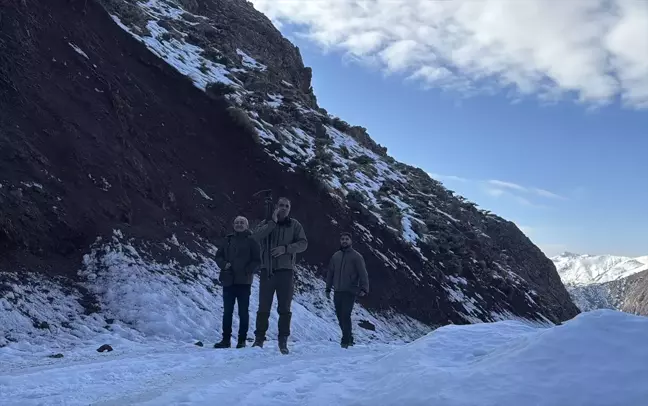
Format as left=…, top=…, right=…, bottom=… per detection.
left=0, top=0, right=578, bottom=347
left=566, top=270, right=648, bottom=315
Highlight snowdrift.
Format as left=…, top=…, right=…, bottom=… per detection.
left=1, top=309, right=645, bottom=405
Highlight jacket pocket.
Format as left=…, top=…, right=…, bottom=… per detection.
left=219, top=270, right=234, bottom=287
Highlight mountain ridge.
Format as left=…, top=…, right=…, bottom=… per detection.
left=551, top=252, right=648, bottom=315
left=553, top=252, right=648, bottom=287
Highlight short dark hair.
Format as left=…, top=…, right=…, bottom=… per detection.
left=340, top=231, right=352, bottom=239
left=277, top=197, right=291, bottom=205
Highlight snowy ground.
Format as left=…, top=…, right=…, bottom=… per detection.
left=1, top=309, right=646, bottom=406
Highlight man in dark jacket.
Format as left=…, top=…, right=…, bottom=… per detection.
left=325, top=232, right=369, bottom=348
left=214, top=215, right=261, bottom=349
left=251, top=197, right=308, bottom=354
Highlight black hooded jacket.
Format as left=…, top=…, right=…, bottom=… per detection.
left=215, top=229, right=261, bottom=286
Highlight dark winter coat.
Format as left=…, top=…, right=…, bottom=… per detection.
left=326, top=246, right=369, bottom=295
left=215, top=230, right=261, bottom=286
left=252, top=217, right=308, bottom=271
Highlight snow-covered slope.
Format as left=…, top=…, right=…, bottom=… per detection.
left=2, top=310, right=646, bottom=406
left=1, top=230, right=426, bottom=348
left=552, top=253, right=648, bottom=314
left=553, top=252, right=648, bottom=287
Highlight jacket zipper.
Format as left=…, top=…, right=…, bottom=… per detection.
left=339, top=251, right=347, bottom=290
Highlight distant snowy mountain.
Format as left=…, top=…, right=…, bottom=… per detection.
left=553, top=252, right=648, bottom=287
left=552, top=253, right=648, bottom=314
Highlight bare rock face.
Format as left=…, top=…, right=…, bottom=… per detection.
left=358, top=320, right=376, bottom=331
left=97, top=344, right=114, bottom=353
left=616, top=271, right=648, bottom=315
left=0, top=0, right=578, bottom=346
left=569, top=270, right=648, bottom=316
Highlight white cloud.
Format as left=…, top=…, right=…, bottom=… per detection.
left=427, top=173, right=469, bottom=183
left=251, top=0, right=648, bottom=108
left=430, top=173, right=564, bottom=208
left=487, top=179, right=527, bottom=192
left=532, top=188, right=567, bottom=200
left=487, top=179, right=567, bottom=200
left=485, top=188, right=506, bottom=197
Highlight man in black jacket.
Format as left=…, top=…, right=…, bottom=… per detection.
left=214, top=216, right=261, bottom=349
left=325, top=232, right=369, bottom=348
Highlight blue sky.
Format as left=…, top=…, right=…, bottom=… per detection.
left=250, top=1, right=648, bottom=257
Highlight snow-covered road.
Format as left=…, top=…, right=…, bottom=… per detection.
left=2, top=310, right=648, bottom=406
left=1, top=340, right=385, bottom=406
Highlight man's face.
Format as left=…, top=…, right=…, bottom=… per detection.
left=233, top=217, right=248, bottom=232
left=340, top=235, right=352, bottom=247
left=277, top=199, right=291, bottom=218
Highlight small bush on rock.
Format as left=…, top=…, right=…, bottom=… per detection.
left=227, top=107, right=259, bottom=143
left=331, top=117, right=352, bottom=133
left=381, top=202, right=403, bottom=232
left=346, top=189, right=366, bottom=204
left=339, top=145, right=350, bottom=159
left=206, top=82, right=236, bottom=99
left=353, top=154, right=374, bottom=166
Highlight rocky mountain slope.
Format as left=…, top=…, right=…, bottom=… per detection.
left=552, top=253, right=648, bottom=314
left=0, top=0, right=577, bottom=347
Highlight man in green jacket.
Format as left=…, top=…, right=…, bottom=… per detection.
left=213, top=216, right=261, bottom=349
left=251, top=197, right=308, bottom=354
left=325, top=232, right=369, bottom=348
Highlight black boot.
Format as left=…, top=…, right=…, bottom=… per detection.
left=252, top=337, right=264, bottom=348
left=278, top=336, right=289, bottom=355
left=236, top=338, right=246, bottom=349
left=213, top=336, right=231, bottom=349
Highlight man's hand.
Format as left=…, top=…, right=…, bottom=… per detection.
left=358, top=290, right=367, bottom=297
left=325, top=289, right=331, bottom=299
left=272, top=208, right=280, bottom=223
left=271, top=246, right=286, bottom=258
left=224, top=263, right=232, bottom=270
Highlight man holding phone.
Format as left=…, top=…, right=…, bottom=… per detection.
left=251, top=197, right=308, bottom=354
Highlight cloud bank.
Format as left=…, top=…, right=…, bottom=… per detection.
left=251, top=0, right=648, bottom=108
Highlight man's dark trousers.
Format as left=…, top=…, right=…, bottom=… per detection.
left=222, top=284, right=252, bottom=341
left=334, top=291, right=356, bottom=345
left=254, top=268, right=294, bottom=340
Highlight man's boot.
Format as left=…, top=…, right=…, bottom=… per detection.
left=236, top=338, right=246, bottom=349
left=252, top=337, right=264, bottom=348
left=213, top=336, right=231, bottom=349
left=278, top=336, right=289, bottom=355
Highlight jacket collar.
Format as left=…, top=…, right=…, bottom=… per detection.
left=227, top=229, right=252, bottom=238
left=276, top=216, right=292, bottom=226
